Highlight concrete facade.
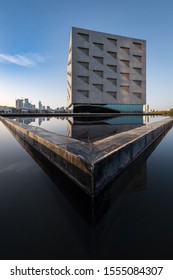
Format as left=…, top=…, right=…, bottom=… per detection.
left=67, top=27, right=146, bottom=113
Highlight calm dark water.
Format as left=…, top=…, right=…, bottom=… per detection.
left=0, top=116, right=173, bottom=260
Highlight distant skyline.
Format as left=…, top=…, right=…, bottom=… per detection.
left=0, top=0, right=173, bottom=110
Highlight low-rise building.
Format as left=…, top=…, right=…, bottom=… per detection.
left=0, top=106, right=13, bottom=113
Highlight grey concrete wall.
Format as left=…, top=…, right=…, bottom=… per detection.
left=1, top=117, right=172, bottom=197
left=67, top=27, right=146, bottom=108
left=92, top=120, right=173, bottom=193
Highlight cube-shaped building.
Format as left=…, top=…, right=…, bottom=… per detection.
left=67, top=27, right=146, bottom=113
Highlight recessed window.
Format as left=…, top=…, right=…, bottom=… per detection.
left=78, top=47, right=89, bottom=56
left=68, top=58, right=71, bottom=65
left=67, top=87, right=71, bottom=95
left=67, top=80, right=71, bottom=89
left=120, top=60, right=130, bottom=67
left=121, top=73, right=130, bottom=79
left=120, top=85, right=130, bottom=92
left=107, top=51, right=117, bottom=59
left=78, top=61, right=89, bottom=70
left=133, top=67, right=142, bottom=74
left=93, top=84, right=103, bottom=91
left=133, top=42, right=142, bottom=50
left=93, top=42, right=104, bottom=51
left=133, top=80, right=142, bottom=87
left=133, top=55, right=142, bottom=62
left=107, top=65, right=117, bottom=72
left=107, top=78, right=117, bottom=85
left=93, top=70, right=103, bottom=78
left=77, top=90, right=89, bottom=98
left=107, top=37, right=117, bottom=46
left=78, top=32, right=89, bottom=42
left=107, top=91, right=117, bottom=99
left=93, top=56, right=103, bottom=64
left=120, top=47, right=130, bottom=54
left=133, top=92, right=142, bottom=99
left=78, top=76, right=89, bottom=84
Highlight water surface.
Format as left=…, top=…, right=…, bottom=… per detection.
left=0, top=116, right=173, bottom=259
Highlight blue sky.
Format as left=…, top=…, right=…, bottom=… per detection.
left=0, top=0, right=173, bottom=110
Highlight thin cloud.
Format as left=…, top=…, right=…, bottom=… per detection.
left=0, top=52, right=45, bottom=67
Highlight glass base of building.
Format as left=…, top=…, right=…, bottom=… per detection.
left=70, top=104, right=144, bottom=113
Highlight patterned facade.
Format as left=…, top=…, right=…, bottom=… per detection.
left=67, top=27, right=146, bottom=113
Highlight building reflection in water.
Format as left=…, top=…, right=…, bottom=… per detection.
left=12, top=115, right=146, bottom=141
left=38, top=117, right=45, bottom=126
left=8, top=115, right=166, bottom=228
left=15, top=117, right=36, bottom=125
left=4, top=116, right=171, bottom=259
left=67, top=115, right=144, bottom=141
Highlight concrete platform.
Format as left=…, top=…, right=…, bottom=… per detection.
left=1, top=116, right=173, bottom=197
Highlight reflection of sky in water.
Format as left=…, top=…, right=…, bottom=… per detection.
left=0, top=161, right=34, bottom=174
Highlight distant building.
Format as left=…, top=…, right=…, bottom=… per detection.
left=143, top=104, right=149, bottom=113
left=0, top=106, right=12, bottom=113
left=67, top=27, right=146, bottom=113
left=24, top=98, right=30, bottom=108
left=60, top=106, right=65, bottom=112
left=38, top=100, right=42, bottom=110
left=16, top=99, right=23, bottom=109
left=16, top=98, right=38, bottom=111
